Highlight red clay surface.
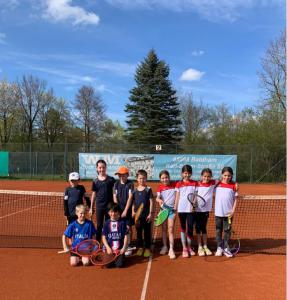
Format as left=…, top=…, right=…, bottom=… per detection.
left=0, top=249, right=285, bottom=300
left=0, top=180, right=286, bottom=300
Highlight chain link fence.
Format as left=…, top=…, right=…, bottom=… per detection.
left=1, top=143, right=285, bottom=182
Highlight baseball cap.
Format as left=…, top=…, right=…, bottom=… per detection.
left=69, top=172, right=80, bottom=181
left=115, top=166, right=129, bottom=175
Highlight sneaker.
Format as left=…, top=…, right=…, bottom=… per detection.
left=160, top=246, right=168, bottom=255
left=223, top=248, right=233, bottom=258
left=215, top=247, right=223, bottom=256
left=125, top=246, right=134, bottom=256
left=136, top=248, right=143, bottom=256
left=182, top=248, right=189, bottom=258
left=198, top=246, right=205, bottom=257
left=188, top=247, right=196, bottom=256
left=203, top=246, right=212, bottom=256
left=143, top=249, right=151, bottom=258
left=125, top=249, right=133, bottom=256
left=168, top=249, right=176, bottom=260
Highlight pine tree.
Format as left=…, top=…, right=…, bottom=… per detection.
left=125, top=50, right=182, bottom=145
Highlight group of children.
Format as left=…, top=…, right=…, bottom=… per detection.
left=62, top=160, right=238, bottom=267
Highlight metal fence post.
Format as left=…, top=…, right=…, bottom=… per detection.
left=29, top=142, right=32, bottom=179
left=250, top=146, right=253, bottom=183
left=64, top=139, right=68, bottom=181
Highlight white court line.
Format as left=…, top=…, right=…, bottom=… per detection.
left=0, top=199, right=57, bottom=220
left=140, top=221, right=159, bottom=300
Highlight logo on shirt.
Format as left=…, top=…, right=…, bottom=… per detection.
left=111, top=222, right=117, bottom=232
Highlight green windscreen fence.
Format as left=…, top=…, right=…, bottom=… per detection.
left=0, top=152, right=9, bottom=176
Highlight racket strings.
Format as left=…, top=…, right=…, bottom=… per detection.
left=76, top=240, right=100, bottom=256
left=91, top=252, right=117, bottom=266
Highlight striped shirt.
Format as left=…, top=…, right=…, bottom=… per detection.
left=196, top=180, right=216, bottom=212
left=156, top=182, right=176, bottom=208
left=214, top=182, right=238, bottom=217
left=175, top=180, right=198, bottom=213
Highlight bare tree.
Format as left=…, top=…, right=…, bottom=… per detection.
left=0, top=79, right=19, bottom=145
left=258, top=31, right=286, bottom=112
left=74, top=85, right=106, bottom=151
left=179, top=92, right=211, bottom=144
left=16, top=75, right=47, bottom=143
left=38, top=91, right=71, bottom=148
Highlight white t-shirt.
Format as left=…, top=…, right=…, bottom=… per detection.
left=175, top=180, right=197, bottom=213
left=196, top=180, right=216, bottom=212
left=214, top=182, right=238, bottom=217
left=156, top=182, right=176, bottom=208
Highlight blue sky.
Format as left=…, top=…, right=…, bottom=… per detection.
left=0, top=0, right=284, bottom=124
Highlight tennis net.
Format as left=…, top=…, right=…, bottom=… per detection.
left=0, top=190, right=285, bottom=254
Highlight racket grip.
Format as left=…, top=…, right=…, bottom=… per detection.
left=58, top=249, right=70, bottom=254
left=228, top=216, right=232, bottom=224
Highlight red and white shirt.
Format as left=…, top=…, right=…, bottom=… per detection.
left=156, top=182, right=176, bottom=208
left=196, top=180, right=216, bottom=212
left=214, top=182, right=238, bottom=217
left=175, top=180, right=198, bottom=213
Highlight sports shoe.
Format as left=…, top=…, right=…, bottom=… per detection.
left=188, top=247, right=196, bottom=256
left=198, top=246, right=205, bottom=257
left=223, top=248, right=233, bottom=258
left=215, top=247, right=223, bottom=256
left=168, top=249, right=176, bottom=260
left=136, top=248, right=143, bottom=256
left=182, top=248, right=189, bottom=258
left=160, top=246, right=168, bottom=255
left=203, top=246, right=212, bottom=256
left=143, top=249, right=151, bottom=258
left=125, top=249, right=133, bottom=256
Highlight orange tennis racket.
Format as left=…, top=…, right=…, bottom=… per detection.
left=134, top=203, right=144, bottom=226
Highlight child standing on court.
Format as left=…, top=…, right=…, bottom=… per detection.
left=214, top=166, right=238, bottom=258
left=195, top=168, right=215, bottom=256
left=156, top=170, right=176, bottom=259
left=62, top=204, right=97, bottom=266
left=64, top=172, right=91, bottom=225
left=102, top=203, right=129, bottom=268
left=175, top=165, right=197, bottom=258
left=132, top=169, right=154, bottom=258
left=113, top=166, right=134, bottom=256
left=89, top=160, right=115, bottom=242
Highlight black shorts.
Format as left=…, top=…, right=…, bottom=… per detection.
left=121, top=215, right=134, bottom=227
left=195, top=212, right=209, bottom=234
left=70, top=252, right=80, bottom=258
left=67, top=215, right=77, bottom=224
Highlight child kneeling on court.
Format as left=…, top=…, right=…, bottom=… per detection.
left=102, top=203, right=129, bottom=268
left=62, top=204, right=97, bottom=266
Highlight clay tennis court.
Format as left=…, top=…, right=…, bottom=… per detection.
left=0, top=181, right=285, bottom=300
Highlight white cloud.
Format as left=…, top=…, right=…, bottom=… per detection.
left=192, top=50, right=204, bottom=56
left=42, top=0, right=100, bottom=26
left=180, top=68, right=205, bottom=81
left=0, top=32, right=7, bottom=44
left=19, top=64, right=98, bottom=85
left=84, top=61, right=136, bottom=76
left=0, top=0, right=19, bottom=11
left=105, top=0, right=283, bottom=22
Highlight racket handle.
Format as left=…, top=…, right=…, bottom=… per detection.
left=228, top=216, right=232, bottom=224
left=58, top=249, right=70, bottom=254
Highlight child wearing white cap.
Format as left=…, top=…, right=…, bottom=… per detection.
left=64, top=172, right=91, bottom=225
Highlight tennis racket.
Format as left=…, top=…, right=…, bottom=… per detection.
left=187, top=191, right=206, bottom=212
left=58, top=239, right=100, bottom=256
left=90, top=249, right=121, bottom=266
left=134, top=203, right=144, bottom=226
left=154, top=205, right=174, bottom=227
left=222, top=216, right=240, bottom=257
